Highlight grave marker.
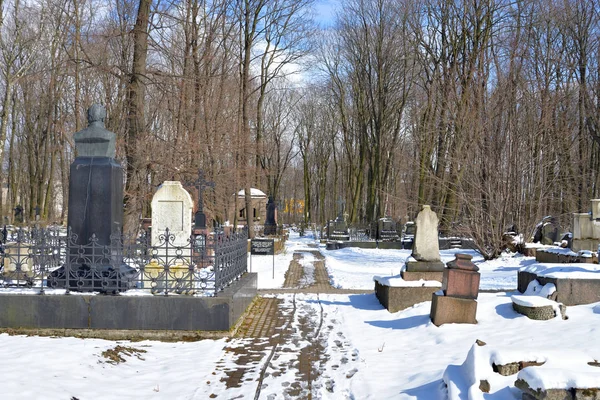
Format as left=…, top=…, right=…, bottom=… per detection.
left=151, top=181, right=194, bottom=247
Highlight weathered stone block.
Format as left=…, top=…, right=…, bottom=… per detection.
left=512, top=300, right=567, bottom=320
left=516, top=379, right=572, bottom=399
left=401, top=270, right=443, bottom=282
left=442, top=268, right=480, bottom=299
left=374, top=281, right=441, bottom=313
left=405, top=260, right=445, bottom=272
left=517, top=271, right=600, bottom=306
left=430, top=293, right=477, bottom=326
left=412, top=205, right=441, bottom=262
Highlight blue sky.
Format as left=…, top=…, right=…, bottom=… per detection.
left=313, top=0, right=338, bottom=27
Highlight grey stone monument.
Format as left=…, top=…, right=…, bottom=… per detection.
left=264, top=196, right=278, bottom=235
left=50, top=104, right=136, bottom=291
left=402, top=205, right=445, bottom=281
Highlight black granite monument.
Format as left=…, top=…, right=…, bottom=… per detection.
left=264, top=196, right=278, bottom=235
left=50, top=104, right=137, bottom=292
left=13, top=205, right=23, bottom=224
left=191, top=169, right=215, bottom=230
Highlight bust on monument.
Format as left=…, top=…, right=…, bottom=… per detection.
left=74, top=104, right=116, bottom=158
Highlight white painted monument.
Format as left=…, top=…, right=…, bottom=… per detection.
left=151, top=181, right=194, bottom=247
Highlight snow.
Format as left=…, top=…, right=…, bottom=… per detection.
left=522, top=262, right=600, bottom=279
left=236, top=188, right=267, bottom=198
left=373, top=274, right=441, bottom=287
left=510, top=295, right=557, bottom=308
left=1, top=231, right=600, bottom=399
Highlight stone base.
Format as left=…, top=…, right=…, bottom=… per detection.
left=0, top=273, right=257, bottom=332
left=512, top=300, right=567, bottom=320
left=430, top=293, right=477, bottom=326
left=516, top=378, right=600, bottom=400
left=374, top=281, right=441, bottom=313
left=401, top=270, right=443, bottom=282
left=405, top=260, right=445, bottom=272
left=518, top=270, right=600, bottom=306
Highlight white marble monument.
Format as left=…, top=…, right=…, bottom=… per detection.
left=151, top=181, right=194, bottom=247
left=412, top=205, right=442, bottom=262
left=402, top=205, right=445, bottom=281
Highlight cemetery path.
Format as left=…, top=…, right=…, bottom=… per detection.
left=201, top=248, right=368, bottom=399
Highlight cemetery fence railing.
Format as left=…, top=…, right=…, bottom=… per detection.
left=0, top=226, right=248, bottom=296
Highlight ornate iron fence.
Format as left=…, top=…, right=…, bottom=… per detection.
left=0, top=226, right=248, bottom=296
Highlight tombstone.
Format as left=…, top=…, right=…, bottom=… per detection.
left=532, top=216, right=560, bottom=245
left=13, top=205, right=23, bottom=224
left=34, top=205, right=41, bottom=221
left=327, top=198, right=349, bottom=241
left=264, top=196, right=278, bottom=235
left=402, top=205, right=445, bottom=281
left=49, top=104, right=137, bottom=292
left=377, top=217, right=399, bottom=241
left=190, top=169, right=214, bottom=230
left=151, top=181, right=194, bottom=247
left=430, top=253, right=479, bottom=326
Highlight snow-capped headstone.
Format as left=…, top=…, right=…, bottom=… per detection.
left=151, top=181, right=194, bottom=247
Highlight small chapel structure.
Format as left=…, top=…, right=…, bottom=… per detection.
left=229, top=188, right=268, bottom=227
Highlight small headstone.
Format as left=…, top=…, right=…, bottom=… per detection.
left=151, top=181, right=194, bottom=247
left=264, top=196, right=278, bottom=235
left=532, top=216, right=560, bottom=245
left=402, top=205, right=444, bottom=280
left=13, top=205, right=23, bottom=224
left=377, top=217, right=399, bottom=241
left=327, top=219, right=349, bottom=241
left=412, top=205, right=441, bottom=262
left=430, top=253, right=480, bottom=326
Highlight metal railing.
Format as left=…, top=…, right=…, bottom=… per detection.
left=0, top=226, right=248, bottom=296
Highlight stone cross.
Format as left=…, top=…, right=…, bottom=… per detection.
left=191, top=169, right=215, bottom=213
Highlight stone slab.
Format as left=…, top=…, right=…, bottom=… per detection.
left=405, top=260, right=445, bottom=272
left=517, top=271, right=600, bottom=306
left=402, top=270, right=444, bottom=282
left=430, top=293, right=477, bottom=326
left=374, top=281, right=441, bottom=313
left=442, top=269, right=480, bottom=299
left=0, top=294, right=89, bottom=329
left=0, top=273, right=257, bottom=332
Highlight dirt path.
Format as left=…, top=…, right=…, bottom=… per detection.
left=203, top=247, right=368, bottom=399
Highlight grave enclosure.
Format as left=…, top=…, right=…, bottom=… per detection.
left=0, top=105, right=256, bottom=336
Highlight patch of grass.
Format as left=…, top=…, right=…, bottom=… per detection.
left=101, top=345, right=147, bottom=364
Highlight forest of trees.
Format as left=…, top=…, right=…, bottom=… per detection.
left=1, top=0, right=600, bottom=258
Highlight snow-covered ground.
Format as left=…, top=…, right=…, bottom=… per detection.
left=1, top=231, right=599, bottom=399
